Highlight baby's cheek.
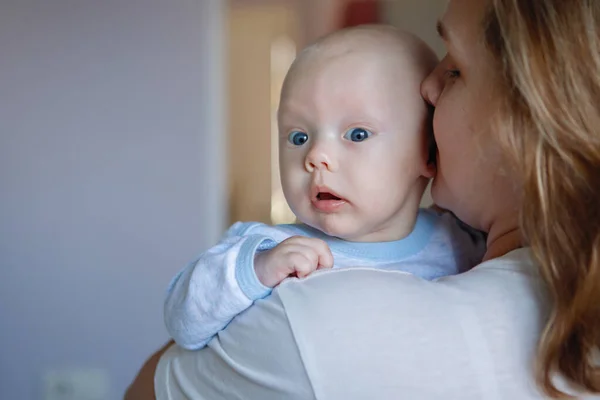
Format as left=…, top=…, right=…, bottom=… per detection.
left=364, top=169, right=415, bottom=206
left=366, top=197, right=389, bottom=217
left=356, top=178, right=391, bottom=210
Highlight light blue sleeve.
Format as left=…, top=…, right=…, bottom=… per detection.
left=164, top=222, right=279, bottom=350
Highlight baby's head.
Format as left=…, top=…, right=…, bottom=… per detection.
left=278, top=25, right=437, bottom=242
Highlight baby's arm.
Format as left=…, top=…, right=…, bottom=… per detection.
left=164, top=223, right=334, bottom=350
left=164, top=223, right=278, bottom=350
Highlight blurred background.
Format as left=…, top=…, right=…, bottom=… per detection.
left=0, top=1, right=446, bottom=399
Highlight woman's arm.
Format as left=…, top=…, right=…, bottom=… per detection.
left=125, top=286, right=315, bottom=400
left=123, top=340, right=173, bottom=400
left=155, top=289, right=316, bottom=400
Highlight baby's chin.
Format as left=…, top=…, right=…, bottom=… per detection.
left=300, top=214, right=367, bottom=241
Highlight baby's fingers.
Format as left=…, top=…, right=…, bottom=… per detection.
left=309, top=238, right=334, bottom=269
left=279, top=236, right=333, bottom=270
left=289, top=253, right=317, bottom=278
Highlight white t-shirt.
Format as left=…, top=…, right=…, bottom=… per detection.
left=155, top=248, right=599, bottom=399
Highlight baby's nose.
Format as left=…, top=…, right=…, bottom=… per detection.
left=305, top=147, right=337, bottom=172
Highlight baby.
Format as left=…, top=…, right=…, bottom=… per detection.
left=164, top=25, right=485, bottom=350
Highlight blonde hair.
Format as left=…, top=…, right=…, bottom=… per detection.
left=483, top=0, right=600, bottom=397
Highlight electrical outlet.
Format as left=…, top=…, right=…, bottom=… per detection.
left=43, top=368, right=110, bottom=400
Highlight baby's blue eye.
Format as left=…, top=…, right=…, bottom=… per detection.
left=344, top=128, right=372, bottom=142
left=288, top=131, right=309, bottom=146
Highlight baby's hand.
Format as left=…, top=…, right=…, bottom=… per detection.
left=254, top=236, right=334, bottom=288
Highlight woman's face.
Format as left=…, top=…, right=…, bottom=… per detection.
left=421, top=0, right=519, bottom=232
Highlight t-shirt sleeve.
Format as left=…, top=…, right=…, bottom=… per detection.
left=155, top=288, right=316, bottom=400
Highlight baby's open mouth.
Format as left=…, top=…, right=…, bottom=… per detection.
left=311, top=188, right=347, bottom=212
left=317, top=192, right=342, bottom=201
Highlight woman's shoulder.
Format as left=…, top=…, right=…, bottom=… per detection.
left=275, top=247, right=552, bottom=399
left=278, top=247, right=539, bottom=314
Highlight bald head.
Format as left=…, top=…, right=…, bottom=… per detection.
left=281, top=25, right=438, bottom=100
left=303, top=25, right=435, bottom=61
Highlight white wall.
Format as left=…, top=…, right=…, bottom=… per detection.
left=299, top=0, right=346, bottom=45
left=0, top=1, right=226, bottom=399
left=229, top=0, right=344, bottom=47
left=382, top=0, right=448, bottom=57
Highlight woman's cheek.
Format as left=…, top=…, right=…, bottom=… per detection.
left=432, top=109, right=451, bottom=153
left=432, top=89, right=464, bottom=155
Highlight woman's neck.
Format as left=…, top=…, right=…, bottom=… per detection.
left=483, top=216, right=522, bottom=261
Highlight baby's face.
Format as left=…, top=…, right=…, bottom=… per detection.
left=278, top=51, right=433, bottom=242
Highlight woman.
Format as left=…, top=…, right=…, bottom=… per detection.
left=126, top=0, right=600, bottom=398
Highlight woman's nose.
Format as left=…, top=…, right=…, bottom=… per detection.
left=421, top=66, right=443, bottom=107
left=305, top=144, right=337, bottom=173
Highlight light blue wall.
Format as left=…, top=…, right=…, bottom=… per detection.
left=0, top=1, right=227, bottom=398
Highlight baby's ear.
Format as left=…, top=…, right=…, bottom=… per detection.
left=422, top=159, right=436, bottom=179
left=422, top=129, right=436, bottom=178
left=422, top=105, right=437, bottom=179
